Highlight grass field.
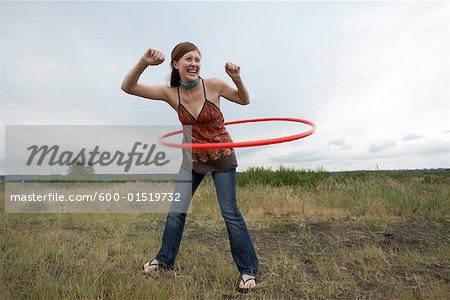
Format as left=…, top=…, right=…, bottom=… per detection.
left=1, top=169, right=449, bottom=299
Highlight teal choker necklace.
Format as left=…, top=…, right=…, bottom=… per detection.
left=180, top=77, right=201, bottom=89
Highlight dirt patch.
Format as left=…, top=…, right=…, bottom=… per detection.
left=182, top=220, right=449, bottom=282
left=183, top=220, right=449, bottom=253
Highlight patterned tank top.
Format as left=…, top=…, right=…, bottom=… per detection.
left=177, top=78, right=238, bottom=174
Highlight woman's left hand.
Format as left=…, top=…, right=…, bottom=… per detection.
left=225, top=62, right=241, bottom=80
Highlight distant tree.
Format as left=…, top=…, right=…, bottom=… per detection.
left=66, top=160, right=95, bottom=180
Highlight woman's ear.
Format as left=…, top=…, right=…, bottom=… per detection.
left=172, top=61, right=178, bottom=70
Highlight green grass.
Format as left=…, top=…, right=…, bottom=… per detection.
left=1, top=169, right=449, bottom=299
left=236, top=165, right=328, bottom=189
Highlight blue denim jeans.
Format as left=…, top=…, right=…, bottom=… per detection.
left=155, top=167, right=258, bottom=276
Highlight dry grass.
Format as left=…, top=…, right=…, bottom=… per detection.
left=1, top=170, right=449, bottom=299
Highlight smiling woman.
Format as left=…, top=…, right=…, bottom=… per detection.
left=121, top=41, right=258, bottom=293
left=169, top=42, right=202, bottom=87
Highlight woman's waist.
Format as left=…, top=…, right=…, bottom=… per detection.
left=184, top=130, right=233, bottom=144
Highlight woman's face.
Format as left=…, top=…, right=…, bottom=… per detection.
left=173, top=50, right=201, bottom=82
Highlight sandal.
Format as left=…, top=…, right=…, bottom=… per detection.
left=143, top=258, right=171, bottom=273
left=236, top=274, right=256, bottom=293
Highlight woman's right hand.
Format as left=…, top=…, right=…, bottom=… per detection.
left=141, top=48, right=166, bottom=66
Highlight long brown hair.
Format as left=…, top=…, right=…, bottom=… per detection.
left=170, top=42, right=201, bottom=87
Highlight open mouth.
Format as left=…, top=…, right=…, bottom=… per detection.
left=187, top=68, right=197, bottom=75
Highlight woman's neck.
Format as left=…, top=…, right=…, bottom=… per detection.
left=180, top=77, right=201, bottom=90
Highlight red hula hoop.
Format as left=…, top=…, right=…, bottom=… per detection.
left=159, top=117, right=316, bottom=150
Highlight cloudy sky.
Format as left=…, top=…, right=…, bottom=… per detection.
left=1, top=1, right=449, bottom=173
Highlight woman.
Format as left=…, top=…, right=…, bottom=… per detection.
left=121, top=42, right=258, bottom=293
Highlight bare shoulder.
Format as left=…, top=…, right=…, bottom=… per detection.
left=204, top=77, right=226, bottom=93
left=149, top=85, right=177, bottom=109
left=202, top=78, right=223, bottom=104
left=129, top=83, right=178, bottom=111
left=163, top=86, right=180, bottom=110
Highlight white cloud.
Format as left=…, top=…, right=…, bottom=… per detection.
left=402, top=133, right=424, bottom=141
left=417, top=139, right=450, bottom=155
left=369, top=140, right=397, bottom=153
left=1, top=1, right=449, bottom=173
left=328, top=137, right=352, bottom=150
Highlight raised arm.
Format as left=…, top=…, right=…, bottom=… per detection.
left=216, top=62, right=250, bottom=106
left=121, top=48, right=170, bottom=102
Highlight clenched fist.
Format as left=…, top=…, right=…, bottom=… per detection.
left=141, top=48, right=166, bottom=66
left=225, top=62, right=241, bottom=80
